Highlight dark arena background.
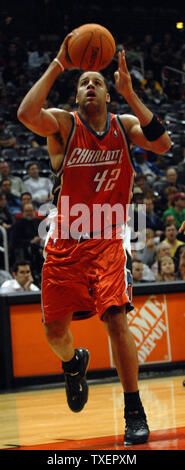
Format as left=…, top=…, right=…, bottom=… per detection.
left=0, top=0, right=185, bottom=462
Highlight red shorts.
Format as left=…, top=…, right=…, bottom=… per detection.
left=41, top=236, right=130, bottom=323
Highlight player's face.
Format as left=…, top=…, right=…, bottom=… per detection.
left=76, top=72, right=110, bottom=110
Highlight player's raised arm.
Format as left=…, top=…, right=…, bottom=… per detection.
left=114, top=50, right=172, bottom=154
left=17, top=33, right=74, bottom=137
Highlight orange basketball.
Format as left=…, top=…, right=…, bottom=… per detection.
left=68, top=23, right=116, bottom=71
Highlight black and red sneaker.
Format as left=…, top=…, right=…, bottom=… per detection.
left=124, top=409, right=150, bottom=446
left=62, top=348, right=90, bottom=413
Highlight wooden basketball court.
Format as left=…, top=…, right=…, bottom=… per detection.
left=0, top=375, right=185, bottom=451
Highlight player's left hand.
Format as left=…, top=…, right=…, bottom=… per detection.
left=114, top=50, right=133, bottom=99
left=179, top=221, right=185, bottom=234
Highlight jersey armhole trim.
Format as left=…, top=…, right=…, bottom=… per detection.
left=51, top=113, right=76, bottom=177
left=115, top=114, right=135, bottom=172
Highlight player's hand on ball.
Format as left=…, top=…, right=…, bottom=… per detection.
left=114, top=50, right=133, bottom=99
left=56, top=33, right=75, bottom=70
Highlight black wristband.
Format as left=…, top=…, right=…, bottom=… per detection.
left=141, top=115, right=166, bottom=141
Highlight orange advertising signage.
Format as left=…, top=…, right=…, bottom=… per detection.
left=128, top=292, right=185, bottom=364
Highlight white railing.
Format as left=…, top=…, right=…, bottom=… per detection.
left=162, top=65, right=185, bottom=88
left=0, top=226, right=9, bottom=272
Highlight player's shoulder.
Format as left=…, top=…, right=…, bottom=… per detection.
left=118, top=113, right=139, bottom=134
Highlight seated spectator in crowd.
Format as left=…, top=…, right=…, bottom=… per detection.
left=178, top=246, right=185, bottom=281
left=0, top=178, right=22, bottom=215
left=141, top=69, right=163, bottom=94
left=134, top=173, right=148, bottom=193
left=0, top=160, right=25, bottom=197
left=0, top=117, right=19, bottom=150
left=179, top=257, right=185, bottom=281
left=154, top=168, right=185, bottom=196
left=131, top=251, right=155, bottom=282
left=15, top=192, right=45, bottom=220
left=151, top=241, right=171, bottom=279
left=9, top=202, right=43, bottom=273
left=143, top=196, right=164, bottom=234
left=139, top=228, right=157, bottom=267
left=161, top=186, right=178, bottom=213
left=132, top=259, right=144, bottom=283
left=141, top=69, right=166, bottom=105
left=0, top=269, right=12, bottom=286
left=133, top=148, right=163, bottom=183
left=132, top=186, right=144, bottom=209
left=157, top=255, right=177, bottom=282
left=0, top=259, right=39, bottom=293
left=162, top=192, right=185, bottom=231
left=162, top=223, right=184, bottom=258
left=163, top=214, right=176, bottom=226
left=0, top=191, right=14, bottom=230
left=27, top=41, right=50, bottom=80
left=24, top=162, right=53, bottom=208
left=175, top=244, right=185, bottom=274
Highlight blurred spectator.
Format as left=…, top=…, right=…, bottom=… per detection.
left=132, top=186, right=144, bottom=208
left=133, top=148, right=163, bottom=183
left=15, top=192, right=45, bottom=220
left=139, top=228, right=157, bottom=267
left=134, top=173, right=148, bottom=192
left=2, top=58, right=24, bottom=91
left=157, top=255, right=177, bottom=282
left=132, top=259, right=144, bottom=283
left=151, top=241, right=171, bottom=279
left=162, top=223, right=184, bottom=257
left=9, top=202, right=44, bottom=276
left=163, top=214, right=176, bottom=227
left=141, top=69, right=166, bottom=104
left=154, top=168, right=185, bottom=195
left=0, top=190, right=14, bottom=230
left=141, top=69, right=163, bottom=93
left=27, top=41, right=50, bottom=81
left=143, top=196, right=164, bottom=234
left=179, top=256, right=185, bottom=281
left=24, top=162, right=53, bottom=208
left=0, top=160, right=25, bottom=196
left=0, top=268, right=12, bottom=286
left=0, top=117, right=19, bottom=150
left=162, top=192, right=185, bottom=230
left=0, top=177, right=21, bottom=215
left=0, top=259, right=39, bottom=293
left=162, top=186, right=178, bottom=212
left=131, top=251, right=155, bottom=282
left=177, top=246, right=185, bottom=281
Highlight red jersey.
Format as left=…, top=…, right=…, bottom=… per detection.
left=45, top=111, right=134, bottom=253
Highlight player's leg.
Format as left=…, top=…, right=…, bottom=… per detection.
left=44, top=316, right=89, bottom=412
left=44, top=314, right=74, bottom=362
left=104, top=306, right=138, bottom=392
left=103, top=306, right=149, bottom=446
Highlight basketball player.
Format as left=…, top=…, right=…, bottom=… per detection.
left=17, top=33, right=171, bottom=446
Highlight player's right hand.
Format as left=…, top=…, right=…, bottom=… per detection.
left=56, top=33, right=75, bottom=70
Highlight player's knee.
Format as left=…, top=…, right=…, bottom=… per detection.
left=44, top=321, right=67, bottom=343
left=103, top=305, right=128, bottom=337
